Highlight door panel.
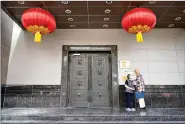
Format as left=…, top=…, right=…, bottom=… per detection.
left=71, top=79, right=85, bottom=90
left=69, top=54, right=88, bottom=107
left=92, top=79, right=107, bottom=90
left=71, top=90, right=86, bottom=101
left=91, top=54, right=110, bottom=107
left=73, top=69, right=86, bottom=80
left=73, top=57, right=87, bottom=68
left=68, top=53, right=111, bottom=108
left=92, top=90, right=109, bottom=101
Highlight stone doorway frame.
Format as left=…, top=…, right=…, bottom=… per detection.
left=61, top=45, right=119, bottom=112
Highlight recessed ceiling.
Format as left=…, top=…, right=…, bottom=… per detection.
left=1, top=1, right=185, bottom=29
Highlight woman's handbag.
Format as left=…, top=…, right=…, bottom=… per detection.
left=135, top=91, right=144, bottom=99
left=135, top=91, right=145, bottom=108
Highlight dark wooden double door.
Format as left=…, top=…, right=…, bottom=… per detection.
left=68, top=53, right=112, bottom=108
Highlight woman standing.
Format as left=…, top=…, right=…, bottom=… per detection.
left=125, top=74, right=136, bottom=112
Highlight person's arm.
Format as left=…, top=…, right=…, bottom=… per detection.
left=125, top=80, right=135, bottom=90
left=140, top=75, right=145, bottom=91
left=133, top=81, right=137, bottom=91
left=125, top=85, right=135, bottom=90
left=136, top=81, right=142, bottom=92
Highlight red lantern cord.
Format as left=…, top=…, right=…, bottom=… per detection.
left=122, top=8, right=156, bottom=43
left=21, top=8, right=56, bottom=43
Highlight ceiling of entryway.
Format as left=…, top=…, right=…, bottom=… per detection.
left=1, top=1, right=185, bottom=29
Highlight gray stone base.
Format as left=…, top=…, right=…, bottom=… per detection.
left=1, top=85, right=185, bottom=108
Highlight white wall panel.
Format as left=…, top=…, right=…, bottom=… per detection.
left=130, top=62, right=148, bottom=73
left=6, top=29, right=185, bottom=85
left=147, top=50, right=177, bottom=62
left=176, top=50, right=185, bottom=62
left=178, top=62, right=185, bottom=73
left=149, top=73, right=181, bottom=85
left=179, top=73, right=185, bottom=85
left=118, top=49, right=147, bottom=62
left=149, top=62, right=178, bottom=73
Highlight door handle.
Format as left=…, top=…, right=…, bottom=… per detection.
left=77, top=92, right=82, bottom=97
left=98, top=92, right=102, bottom=97
left=98, top=81, right=102, bottom=86
left=77, top=81, right=82, bottom=86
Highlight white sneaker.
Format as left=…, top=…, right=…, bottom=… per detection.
left=131, top=108, right=136, bottom=111
left=125, top=108, right=132, bottom=112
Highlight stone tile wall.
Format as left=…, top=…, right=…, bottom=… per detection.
left=1, top=85, right=185, bottom=108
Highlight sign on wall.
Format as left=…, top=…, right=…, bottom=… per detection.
left=119, top=60, right=131, bottom=69
left=119, top=60, right=134, bottom=85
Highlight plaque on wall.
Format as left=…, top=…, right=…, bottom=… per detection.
left=119, top=60, right=131, bottom=69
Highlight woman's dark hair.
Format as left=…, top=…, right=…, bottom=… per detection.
left=127, top=74, right=131, bottom=79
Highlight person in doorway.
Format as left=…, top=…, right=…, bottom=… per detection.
left=134, top=69, right=146, bottom=109
left=125, top=74, right=136, bottom=112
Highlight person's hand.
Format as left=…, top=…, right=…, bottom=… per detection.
left=138, top=88, right=142, bottom=92
left=131, top=88, right=135, bottom=90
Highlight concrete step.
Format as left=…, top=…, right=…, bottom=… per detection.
left=2, top=108, right=185, bottom=124
left=1, top=120, right=185, bottom=124
left=2, top=115, right=185, bottom=122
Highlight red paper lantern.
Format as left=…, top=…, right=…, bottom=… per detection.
left=21, top=8, right=56, bottom=43
left=122, top=8, right=156, bottom=43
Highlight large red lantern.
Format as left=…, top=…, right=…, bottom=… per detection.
left=21, top=8, right=56, bottom=43
left=122, top=8, right=156, bottom=43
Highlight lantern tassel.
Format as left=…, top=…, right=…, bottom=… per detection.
left=34, top=31, right=41, bottom=43
left=136, top=32, right=143, bottom=43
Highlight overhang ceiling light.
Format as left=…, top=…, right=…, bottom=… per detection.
left=62, top=1, right=68, bottom=4
left=104, top=18, right=109, bottom=21
left=106, top=1, right=112, bottom=4
left=68, top=18, right=73, bottom=21
left=149, top=1, right=156, bottom=4
left=103, top=24, right=108, bottom=28
left=70, top=25, right=75, bottom=28
left=105, top=9, right=111, bottom=14
left=168, top=24, right=174, bottom=27
left=18, top=1, right=24, bottom=4
left=183, top=10, right=185, bottom=13
left=175, top=17, right=181, bottom=21
left=65, top=9, right=71, bottom=14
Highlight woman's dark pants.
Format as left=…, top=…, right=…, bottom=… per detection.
left=125, top=92, right=135, bottom=108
